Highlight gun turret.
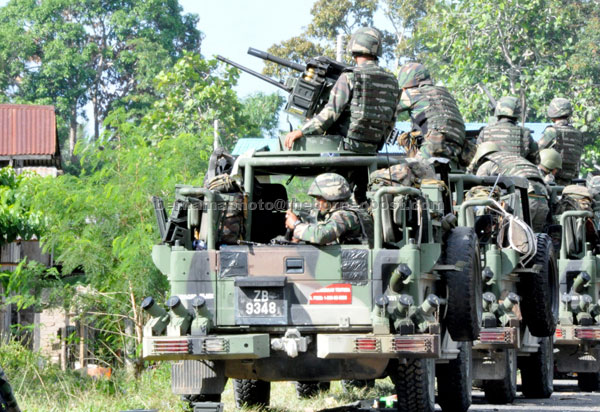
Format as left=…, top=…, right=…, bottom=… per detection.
left=217, top=47, right=350, bottom=120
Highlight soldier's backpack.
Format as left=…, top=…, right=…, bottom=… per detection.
left=556, top=185, right=593, bottom=214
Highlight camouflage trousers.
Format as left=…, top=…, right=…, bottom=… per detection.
left=0, top=366, right=20, bottom=412
left=398, top=130, right=466, bottom=170
left=529, top=195, right=550, bottom=233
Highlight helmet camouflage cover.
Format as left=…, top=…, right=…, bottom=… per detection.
left=472, top=141, right=500, bottom=165
left=397, top=62, right=431, bottom=88
left=347, top=27, right=382, bottom=57
left=494, top=96, right=521, bottom=119
left=308, top=173, right=351, bottom=202
left=547, top=97, right=572, bottom=118
left=539, top=148, right=562, bottom=170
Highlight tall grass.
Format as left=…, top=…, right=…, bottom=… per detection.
left=0, top=342, right=395, bottom=411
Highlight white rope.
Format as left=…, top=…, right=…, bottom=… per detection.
left=485, top=198, right=537, bottom=266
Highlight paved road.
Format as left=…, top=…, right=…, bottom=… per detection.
left=468, top=380, right=600, bottom=412
left=319, top=380, right=600, bottom=412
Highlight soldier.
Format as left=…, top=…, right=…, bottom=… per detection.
left=538, top=148, right=562, bottom=185
left=395, top=62, right=469, bottom=168
left=0, top=366, right=20, bottom=412
left=471, top=142, right=550, bottom=232
left=284, top=173, right=371, bottom=245
left=538, top=97, right=583, bottom=186
left=284, top=27, right=399, bottom=153
left=477, top=96, right=538, bottom=163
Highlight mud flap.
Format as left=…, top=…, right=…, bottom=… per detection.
left=172, top=360, right=226, bottom=396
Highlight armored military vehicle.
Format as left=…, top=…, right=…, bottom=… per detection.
left=449, top=173, right=558, bottom=403
left=551, top=183, right=600, bottom=390
left=142, top=133, right=485, bottom=412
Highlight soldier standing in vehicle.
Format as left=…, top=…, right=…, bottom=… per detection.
left=284, top=27, right=399, bottom=153
left=284, top=173, right=372, bottom=245
left=471, top=143, right=550, bottom=232
left=537, top=97, right=583, bottom=186
left=395, top=62, right=470, bottom=169
left=477, top=96, right=538, bottom=163
left=537, top=148, right=562, bottom=185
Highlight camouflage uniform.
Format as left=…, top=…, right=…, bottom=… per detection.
left=477, top=96, right=538, bottom=162
left=292, top=173, right=368, bottom=245
left=301, top=28, right=399, bottom=153
left=538, top=122, right=583, bottom=186
left=537, top=148, right=562, bottom=185
left=293, top=206, right=362, bottom=245
left=396, top=63, right=467, bottom=167
left=476, top=151, right=550, bottom=232
left=0, top=366, right=20, bottom=412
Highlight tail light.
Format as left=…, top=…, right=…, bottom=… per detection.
left=152, top=339, right=190, bottom=354
left=392, top=336, right=436, bottom=354
left=354, top=338, right=380, bottom=352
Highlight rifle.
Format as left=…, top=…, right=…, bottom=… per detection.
left=217, top=48, right=349, bottom=119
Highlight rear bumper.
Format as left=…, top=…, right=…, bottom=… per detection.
left=555, top=325, right=600, bottom=345
left=143, top=332, right=440, bottom=361
left=473, top=327, right=519, bottom=349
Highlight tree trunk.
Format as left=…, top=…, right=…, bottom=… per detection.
left=69, top=105, right=78, bottom=158
left=93, top=92, right=100, bottom=141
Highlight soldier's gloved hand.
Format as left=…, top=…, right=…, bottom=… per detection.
left=284, top=130, right=303, bottom=149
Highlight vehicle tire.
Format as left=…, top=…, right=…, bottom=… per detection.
left=436, top=342, right=472, bottom=412
left=482, top=349, right=517, bottom=404
left=578, top=372, right=600, bottom=392
left=389, top=358, right=435, bottom=412
left=233, top=379, right=270, bottom=408
left=442, top=226, right=483, bottom=341
left=340, top=379, right=375, bottom=392
left=295, top=381, right=330, bottom=398
left=520, top=337, right=553, bottom=398
left=518, top=233, right=559, bottom=337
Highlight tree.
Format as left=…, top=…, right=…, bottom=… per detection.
left=240, top=92, right=285, bottom=138
left=0, top=0, right=201, bottom=157
left=0, top=168, right=41, bottom=247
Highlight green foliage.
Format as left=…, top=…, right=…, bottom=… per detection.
left=241, top=92, right=285, bottom=138
left=0, top=168, right=42, bottom=246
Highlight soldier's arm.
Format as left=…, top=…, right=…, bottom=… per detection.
left=395, top=89, right=413, bottom=116
left=537, top=127, right=556, bottom=151
left=293, top=211, right=358, bottom=245
left=301, top=73, right=353, bottom=136
left=525, top=129, right=540, bottom=164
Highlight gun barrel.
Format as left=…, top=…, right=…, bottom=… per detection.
left=216, top=55, right=292, bottom=93
left=247, top=47, right=306, bottom=72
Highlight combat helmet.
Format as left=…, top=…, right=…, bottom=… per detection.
left=347, top=27, right=382, bottom=57
left=539, top=148, right=562, bottom=170
left=308, top=173, right=351, bottom=202
left=397, top=62, right=432, bottom=88
left=547, top=97, right=572, bottom=119
left=472, top=142, right=500, bottom=165
left=494, top=96, right=521, bottom=119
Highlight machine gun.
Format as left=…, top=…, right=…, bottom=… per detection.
left=217, top=47, right=349, bottom=119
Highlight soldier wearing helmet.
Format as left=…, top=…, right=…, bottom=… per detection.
left=537, top=97, right=583, bottom=186
left=538, top=148, right=562, bottom=185
left=477, top=96, right=538, bottom=163
left=471, top=143, right=550, bottom=232
left=284, top=173, right=372, bottom=245
left=395, top=62, right=469, bottom=169
left=284, top=27, right=399, bottom=153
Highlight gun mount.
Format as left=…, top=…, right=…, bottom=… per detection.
left=217, top=47, right=349, bottom=119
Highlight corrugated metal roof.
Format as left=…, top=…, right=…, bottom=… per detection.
left=0, top=104, right=58, bottom=157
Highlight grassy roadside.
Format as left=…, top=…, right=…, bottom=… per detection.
left=2, top=342, right=395, bottom=411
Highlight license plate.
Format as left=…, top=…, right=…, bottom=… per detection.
left=238, top=288, right=285, bottom=318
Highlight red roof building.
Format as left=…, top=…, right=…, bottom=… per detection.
left=0, top=104, right=61, bottom=169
